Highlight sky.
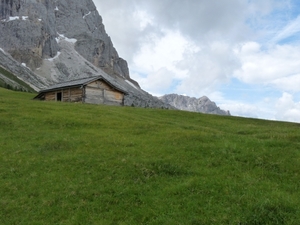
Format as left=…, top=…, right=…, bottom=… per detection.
left=93, top=0, right=300, bottom=123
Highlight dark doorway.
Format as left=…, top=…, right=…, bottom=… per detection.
left=56, top=92, right=62, bottom=101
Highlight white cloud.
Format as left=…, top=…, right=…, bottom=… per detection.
left=234, top=43, right=300, bottom=87
left=175, top=41, right=240, bottom=97
left=130, top=29, right=197, bottom=95
left=219, top=96, right=279, bottom=120
left=239, top=42, right=261, bottom=54
left=93, top=0, right=257, bottom=61
left=276, top=92, right=300, bottom=122
left=132, top=29, right=191, bottom=76
left=272, top=74, right=300, bottom=92
left=93, top=0, right=300, bottom=123
left=219, top=101, right=260, bottom=118
left=248, top=0, right=276, bottom=14
left=134, top=67, right=175, bottom=96
left=133, top=10, right=154, bottom=30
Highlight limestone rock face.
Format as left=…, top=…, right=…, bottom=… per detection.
left=0, top=0, right=59, bottom=70
left=0, top=0, right=173, bottom=108
left=0, top=49, right=49, bottom=91
left=159, top=94, right=230, bottom=115
left=0, top=0, right=130, bottom=79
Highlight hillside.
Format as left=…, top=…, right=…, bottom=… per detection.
left=1, top=88, right=300, bottom=224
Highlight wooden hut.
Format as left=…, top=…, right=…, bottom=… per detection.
left=34, top=76, right=127, bottom=106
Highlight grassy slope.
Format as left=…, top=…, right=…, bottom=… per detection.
left=0, top=87, right=300, bottom=224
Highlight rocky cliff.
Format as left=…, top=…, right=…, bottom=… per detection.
left=159, top=94, right=230, bottom=115
left=0, top=0, right=129, bottom=80
left=0, top=0, right=171, bottom=108
left=0, top=49, right=48, bottom=91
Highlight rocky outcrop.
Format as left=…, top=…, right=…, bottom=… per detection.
left=159, top=94, right=230, bottom=115
left=0, top=0, right=172, bottom=109
left=0, top=49, right=49, bottom=91
left=0, top=0, right=131, bottom=79
left=0, top=0, right=59, bottom=70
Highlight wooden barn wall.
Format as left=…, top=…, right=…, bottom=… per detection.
left=84, top=80, right=124, bottom=106
left=85, top=87, right=104, bottom=105
left=44, top=87, right=83, bottom=102
left=87, top=80, right=113, bottom=90
left=104, top=90, right=123, bottom=105
left=42, top=80, right=124, bottom=106
left=63, top=88, right=83, bottom=102
left=44, top=91, right=56, bottom=101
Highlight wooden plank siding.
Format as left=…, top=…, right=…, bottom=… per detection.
left=44, top=87, right=83, bottom=102
left=104, top=90, right=123, bottom=105
left=84, top=81, right=124, bottom=106
left=84, top=86, right=104, bottom=105
left=45, top=92, right=56, bottom=101
left=66, top=88, right=83, bottom=102
left=36, top=78, right=125, bottom=106
left=87, top=80, right=114, bottom=90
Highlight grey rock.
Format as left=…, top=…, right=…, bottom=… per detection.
left=0, top=0, right=173, bottom=109
left=0, top=0, right=130, bottom=78
left=0, top=49, right=49, bottom=91
left=0, top=0, right=59, bottom=70
left=159, top=94, right=230, bottom=115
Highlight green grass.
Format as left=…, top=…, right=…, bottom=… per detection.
left=1, top=87, right=300, bottom=224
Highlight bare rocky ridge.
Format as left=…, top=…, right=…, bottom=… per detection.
left=0, top=0, right=171, bottom=108
left=159, top=94, right=230, bottom=115
left=0, top=49, right=49, bottom=91
left=0, top=0, right=129, bottom=80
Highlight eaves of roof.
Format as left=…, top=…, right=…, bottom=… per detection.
left=34, top=75, right=128, bottom=98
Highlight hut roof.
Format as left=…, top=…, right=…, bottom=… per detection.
left=33, top=76, right=128, bottom=100
left=37, top=76, right=128, bottom=94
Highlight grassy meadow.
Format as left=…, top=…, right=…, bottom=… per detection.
left=0, top=87, right=300, bottom=224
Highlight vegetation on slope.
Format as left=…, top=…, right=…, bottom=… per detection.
left=0, top=66, right=36, bottom=92
left=0, top=87, right=300, bottom=224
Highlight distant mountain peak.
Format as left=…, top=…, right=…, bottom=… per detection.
left=159, top=94, right=230, bottom=115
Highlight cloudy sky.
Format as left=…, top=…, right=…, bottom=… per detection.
left=94, top=0, right=300, bottom=123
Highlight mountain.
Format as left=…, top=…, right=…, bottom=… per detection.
left=0, top=64, right=36, bottom=92
left=0, top=47, right=49, bottom=91
left=0, top=0, right=129, bottom=80
left=0, top=0, right=171, bottom=109
left=159, top=94, right=230, bottom=115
